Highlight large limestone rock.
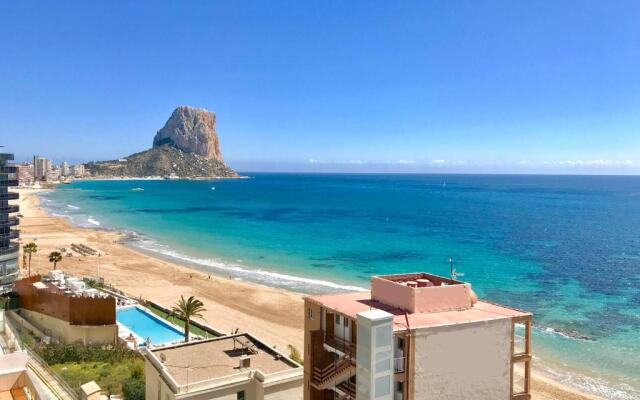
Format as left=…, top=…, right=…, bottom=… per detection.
left=153, top=106, right=223, bottom=161
left=86, top=106, right=238, bottom=178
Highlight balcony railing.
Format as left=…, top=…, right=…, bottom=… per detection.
left=0, top=205, right=19, bottom=214
left=325, top=334, right=356, bottom=357
left=0, top=180, right=19, bottom=187
left=394, top=357, right=406, bottom=373
left=0, top=218, right=19, bottom=227
left=0, top=244, right=19, bottom=256
left=0, top=230, right=19, bottom=240
left=0, top=192, right=18, bottom=200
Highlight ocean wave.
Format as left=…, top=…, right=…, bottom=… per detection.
left=66, top=204, right=81, bottom=210
left=125, top=232, right=367, bottom=294
left=538, top=363, right=640, bottom=400
left=87, top=217, right=101, bottom=226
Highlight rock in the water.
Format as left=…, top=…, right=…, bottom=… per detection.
left=153, top=106, right=223, bottom=161
left=86, top=106, right=238, bottom=178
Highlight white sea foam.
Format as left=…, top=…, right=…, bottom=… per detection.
left=87, top=217, right=101, bottom=226
left=538, top=362, right=640, bottom=400
left=66, top=204, right=81, bottom=210
left=126, top=233, right=367, bottom=294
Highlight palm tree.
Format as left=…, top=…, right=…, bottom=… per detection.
left=23, top=242, right=38, bottom=277
left=170, top=295, right=206, bottom=342
left=48, top=251, right=63, bottom=270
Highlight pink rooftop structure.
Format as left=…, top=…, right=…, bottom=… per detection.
left=303, top=272, right=533, bottom=400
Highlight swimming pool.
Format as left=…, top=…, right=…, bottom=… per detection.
left=116, top=306, right=184, bottom=346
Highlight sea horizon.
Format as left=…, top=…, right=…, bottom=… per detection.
left=38, top=173, right=640, bottom=400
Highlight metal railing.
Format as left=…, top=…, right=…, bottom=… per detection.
left=394, top=357, right=406, bottom=373
left=0, top=192, right=18, bottom=200
left=0, top=244, right=19, bottom=255
left=324, top=334, right=356, bottom=357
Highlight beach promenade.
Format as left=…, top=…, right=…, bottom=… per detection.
left=16, top=189, right=599, bottom=400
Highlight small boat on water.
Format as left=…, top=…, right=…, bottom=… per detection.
left=131, top=188, right=144, bottom=191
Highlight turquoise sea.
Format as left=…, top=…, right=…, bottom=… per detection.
left=40, top=174, right=639, bottom=399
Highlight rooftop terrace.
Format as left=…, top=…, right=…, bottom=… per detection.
left=307, top=272, right=530, bottom=331
left=148, top=333, right=301, bottom=388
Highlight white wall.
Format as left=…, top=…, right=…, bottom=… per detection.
left=412, top=318, right=512, bottom=400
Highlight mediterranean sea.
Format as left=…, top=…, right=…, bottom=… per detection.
left=40, top=173, right=640, bottom=399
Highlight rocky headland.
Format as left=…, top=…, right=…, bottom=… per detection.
left=86, top=106, right=238, bottom=178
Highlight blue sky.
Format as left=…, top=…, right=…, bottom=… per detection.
left=1, top=1, right=639, bottom=174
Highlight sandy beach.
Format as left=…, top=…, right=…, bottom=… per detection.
left=15, top=188, right=600, bottom=400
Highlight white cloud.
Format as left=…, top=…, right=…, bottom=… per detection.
left=543, top=159, right=634, bottom=167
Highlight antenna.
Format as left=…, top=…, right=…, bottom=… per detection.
left=449, top=258, right=464, bottom=280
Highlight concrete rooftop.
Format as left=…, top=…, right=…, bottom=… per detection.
left=150, top=334, right=299, bottom=385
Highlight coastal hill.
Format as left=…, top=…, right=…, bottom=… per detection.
left=85, top=106, right=238, bottom=178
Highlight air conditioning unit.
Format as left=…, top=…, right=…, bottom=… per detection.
left=239, top=355, right=251, bottom=369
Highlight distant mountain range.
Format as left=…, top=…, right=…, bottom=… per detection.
left=85, top=106, right=238, bottom=178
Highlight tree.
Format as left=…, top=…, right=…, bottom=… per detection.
left=49, top=251, right=63, bottom=270
left=170, top=295, right=206, bottom=342
left=23, top=242, right=38, bottom=276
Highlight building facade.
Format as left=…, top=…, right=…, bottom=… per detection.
left=33, top=156, right=51, bottom=181
left=13, top=274, right=118, bottom=345
left=0, top=152, right=19, bottom=293
left=304, top=273, right=532, bottom=400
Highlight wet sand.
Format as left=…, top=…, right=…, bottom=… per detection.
left=16, top=189, right=600, bottom=400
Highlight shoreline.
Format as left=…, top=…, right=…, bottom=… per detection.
left=16, top=188, right=601, bottom=400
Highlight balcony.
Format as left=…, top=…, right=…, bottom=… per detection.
left=0, top=218, right=19, bottom=229
left=0, top=205, right=19, bottom=214
left=0, top=192, right=18, bottom=200
left=394, top=357, right=406, bottom=373
left=0, top=244, right=19, bottom=256
left=0, top=230, right=19, bottom=240
left=324, top=334, right=356, bottom=358
left=0, top=180, right=19, bottom=187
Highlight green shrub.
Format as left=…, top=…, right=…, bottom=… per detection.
left=287, top=344, right=303, bottom=364
left=122, top=376, right=145, bottom=400
left=38, top=343, right=139, bottom=365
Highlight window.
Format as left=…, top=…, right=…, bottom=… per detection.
left=335, top=314, right=341, bottom=325
left=308, top=307, right=314, bottom=320
left=237, top=390, right=245, bottom=400
left=344, top=318, right=349, bottom=328
left=397, top=337, right=404, bottom=350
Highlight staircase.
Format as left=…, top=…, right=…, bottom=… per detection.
left=336, top=379, right=356, bottom=399
left=311, top=354, right=356, bottom=390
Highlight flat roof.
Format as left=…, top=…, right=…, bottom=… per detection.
left=150, top=334, right=299, bottom=385
left=306, top=291, right=530, bottom=331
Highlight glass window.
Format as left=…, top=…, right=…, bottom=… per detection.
left=375, top=325, right=392, bottom=348
left=375, top=376, right=391, bottom=397
left=335, top=314, right=341, bottom=325
left=237, top=390, right=245, bottom=400
left=375, top=350, right=391, bottom=373
left=308, top=308, right=314, bottom=320
left=344, top=318, right=349, bottom=328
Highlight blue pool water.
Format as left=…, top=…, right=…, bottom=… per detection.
left=116, top=306, right=184, bottom=346
left=41, top=174, right=640, bottom=399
